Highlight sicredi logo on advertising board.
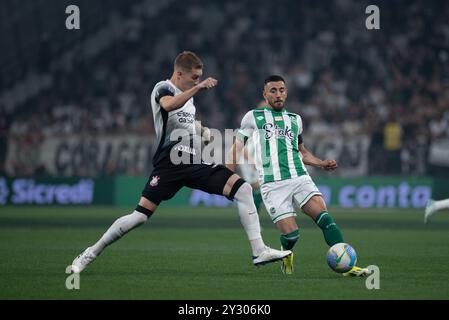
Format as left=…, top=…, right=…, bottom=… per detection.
left=0, top=178, right=95, bottom=205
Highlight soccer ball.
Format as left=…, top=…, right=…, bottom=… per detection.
left=326, top=243, right=357, bottom=273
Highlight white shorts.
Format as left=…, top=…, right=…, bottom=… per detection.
left=260, top=175, right=322, bottom=223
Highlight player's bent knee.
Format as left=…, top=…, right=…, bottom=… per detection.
left=276, top=217, right=299, bottom=234
left=138, top=196, right=158, bottom=213
left=310, top=195, right=327, bottom=208
left=302, top=195, right=327, bottom=217
left=130, top=210, right=149, bottom=227
left=238, top=182, right=253, bottom=195
left=135, top=205, right=153, bottom=218
left=228, top=179, right=252, bottom=200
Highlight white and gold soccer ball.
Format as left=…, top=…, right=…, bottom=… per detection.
left=326, top=243, right=357, bottom=273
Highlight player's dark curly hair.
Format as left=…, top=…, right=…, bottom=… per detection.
left=264, top=75, right=285, bottom=85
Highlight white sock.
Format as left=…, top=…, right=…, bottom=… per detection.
left=233, top=183, right=266, bottom=256
left=90, top=210, right=148, bottom=256
left=434, top=199, right=449, bottom=211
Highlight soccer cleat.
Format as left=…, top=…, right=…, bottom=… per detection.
left=280, top=248, right=294, bottom=274
left=71, top=247, right=97, bottom=273
left=253, top=246, right=292, bottom=266
left=342, top=266, right=370, bottom=277
left=424, top=199, right=436, bottom=224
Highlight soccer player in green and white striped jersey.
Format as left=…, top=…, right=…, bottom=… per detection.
left=228, top=75, right=369, bottom=276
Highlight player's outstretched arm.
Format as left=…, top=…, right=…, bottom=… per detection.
left=160, top=77, right=218, bottom=112
left=298, top=143, right=338, bottom=171
left=226, top=138, right=246, bottom=172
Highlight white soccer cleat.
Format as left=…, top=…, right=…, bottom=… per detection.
left=71, top=247, right=97, bottom=273
left=253, top=246, right=292, bottom=266
left=424, top=199, right=436, bottom=224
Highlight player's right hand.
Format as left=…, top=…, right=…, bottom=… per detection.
left=322, top=159, right=338, bottom=171
left=197, top=77, right=218, bottom=90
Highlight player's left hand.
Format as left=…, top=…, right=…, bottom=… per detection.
left=202, top=127, right=211, bottom=143
left=322, top=159, right=338, bottom=171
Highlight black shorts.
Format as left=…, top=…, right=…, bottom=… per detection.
left=142, top=164, right=235, bottom=205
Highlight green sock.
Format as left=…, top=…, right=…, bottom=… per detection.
left=280, top=229, right=300, bottom=250
left=315, top=211, right=344, bottom=247
left=253, top=189, right=263, bottom=211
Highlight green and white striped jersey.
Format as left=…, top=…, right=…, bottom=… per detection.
left=237, top=106, right=308, bottom=184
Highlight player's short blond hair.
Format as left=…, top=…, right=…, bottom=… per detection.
left=174, top=51, right=203, bottom=72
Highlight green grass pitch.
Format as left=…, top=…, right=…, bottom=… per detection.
left=1, top=205, right=449, bottom=300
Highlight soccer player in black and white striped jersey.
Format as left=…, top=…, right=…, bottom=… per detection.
left=71, top=52, right=291, bottom=273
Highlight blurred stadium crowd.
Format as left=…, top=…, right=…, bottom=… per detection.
left=1, top=0, right=449, bottom=177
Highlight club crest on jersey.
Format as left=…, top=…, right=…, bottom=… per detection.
left=262, top=123, right=293, bottom=140
left=150, top=176, right=160, bottom=187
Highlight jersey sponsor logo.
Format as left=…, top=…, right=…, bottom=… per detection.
left=176, top=111, right=195, bottom=124
left=149, top=176, right=160, bottom=187
left=262, top=123, right=294, bottom=140
left=176, top=111, right=195, bottom=118
left=178, top=118, right=194, bottom=124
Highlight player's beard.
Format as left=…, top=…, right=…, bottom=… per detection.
left=271, top=100, right=284, bottom=111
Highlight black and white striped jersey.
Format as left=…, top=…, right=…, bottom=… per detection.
left=150, top=80, right=198, bottom=166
